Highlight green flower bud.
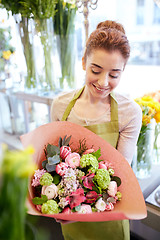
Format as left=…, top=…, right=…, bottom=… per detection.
left=116, top=191, right=122, bottom=201
left=41, top=200, right=59, bottom=214
left=94, top=169, right=110, bottom=189
left=40, top=172, right=53, bottom=186
left=80, top=154, right=99, bottom=173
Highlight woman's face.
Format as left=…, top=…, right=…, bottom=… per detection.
left=82, top=49, right=126, bottom=100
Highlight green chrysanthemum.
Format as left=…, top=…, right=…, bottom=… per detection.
left=94, top=169, right=110, bottom=189
left=40, top=172, right=53, bottom=186
left=80, top=154, right=99, bottom=173
left=41, top=200, right=59, bottom=214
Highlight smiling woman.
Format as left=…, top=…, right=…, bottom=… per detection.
left=51, top=20, right=142, bottom=240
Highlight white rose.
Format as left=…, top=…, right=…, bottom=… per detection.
left=78, top=204, right=92, bottom=214
left=95, top=198, right=106, bottom=212
left=41, top=184, right=58, bottom=199
left=107, top=181, right=117, bottom=197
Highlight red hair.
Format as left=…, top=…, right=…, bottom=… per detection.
left=83, top=20, right=130, bottom=63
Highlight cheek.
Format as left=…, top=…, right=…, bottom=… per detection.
left=110, top=79, right=120, bottom=88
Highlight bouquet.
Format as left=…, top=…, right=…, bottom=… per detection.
left=21, top=121, right=147, bottom=222
left=31, top=136, right=122, bottom=215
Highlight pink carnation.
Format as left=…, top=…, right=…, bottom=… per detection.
left=60, top=146, right=71, bottom=160
left=65, top=152, right=80, bottom=168
left=56, top=162, right=68, bottom=176
left=32, top=169, right=46, bottom=187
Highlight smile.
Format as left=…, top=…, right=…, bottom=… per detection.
left=93, top=84, right=109, bottom=92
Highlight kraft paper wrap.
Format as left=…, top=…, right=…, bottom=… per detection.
left=20, top=121, right=147, bottom=222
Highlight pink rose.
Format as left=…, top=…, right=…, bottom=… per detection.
left=105, top=202, right=114, bottom=211
left=107, top=181, right=117, bottom=197
left=65, top=152, right=80, bottom=168
left=98, top=161, right=113, bottom=170
left=83, top=149, right=94, bottom=155
left=60, top=146, right=71, bottom=160
left=56, top=162, right=68, bottom=176
left=41, top=184, right=58, bottom=199
left=78, top=204, right=92, bottom=214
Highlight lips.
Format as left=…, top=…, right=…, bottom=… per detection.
left=92, top=84, right=109, bottom=92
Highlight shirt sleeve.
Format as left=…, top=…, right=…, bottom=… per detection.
left=117, top=102, right=142, bottom=165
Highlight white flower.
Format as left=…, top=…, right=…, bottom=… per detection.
left=41, top=184, right=58, bottom=200
left=95, top=198, right=106, bottom=212
left=107, top=181, right=117, bottom=197
left=78, top=204, right=92, bottom=214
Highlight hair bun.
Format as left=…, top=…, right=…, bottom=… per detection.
left=96, top=20, right=125, bottom=34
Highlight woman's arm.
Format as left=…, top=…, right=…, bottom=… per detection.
left=117, top=103, right=142, bottom=165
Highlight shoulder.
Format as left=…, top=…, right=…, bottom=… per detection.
left=114, top=92, right=142, bottom=130
left=114, top=92, right=142, bottom=115
left=50, top=89, right=79, bottom=121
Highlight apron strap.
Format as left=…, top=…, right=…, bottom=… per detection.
left=61, top=87, right=118, bottom=122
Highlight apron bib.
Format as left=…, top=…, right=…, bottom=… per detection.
left=61, top=87, right=129, bottom=240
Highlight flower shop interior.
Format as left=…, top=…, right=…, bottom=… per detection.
left=0, top=0, right=160, bottom=240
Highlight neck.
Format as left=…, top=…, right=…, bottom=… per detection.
left=81, top=86, right=110, bottom=105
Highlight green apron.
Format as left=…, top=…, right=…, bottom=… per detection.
left=61, top=87, right=130, bottom=240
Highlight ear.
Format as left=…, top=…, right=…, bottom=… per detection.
left=82, top=57, right=86, bottom=70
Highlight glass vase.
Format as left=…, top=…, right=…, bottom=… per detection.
left=15, top=15, right=37, bottom=91
left=136, top=122, right=154, bottom=179
left=33, top=17, right=56, bottom=92
left=153, top=122, right=160, bottom=164
left=56, top=33, right=77, bottom=90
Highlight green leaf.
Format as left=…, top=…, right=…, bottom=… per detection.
left=62, top=135, right=72, bottom=146
left=46, top=144, right=60, bottom=157
left=58, top=137, right=62, bottom=148
left=92, top=148, right=101, bottom=159
left=46, top=163, right=56, bottom=172
left=32, top=194, right=48, bottom=205
left=42, top=160, right=47, bottom=169
left=53, top=174, right=61, bottom=185
left=111, top=176, right=121, bottom=187
left=48, top=155, right=60, bottom=165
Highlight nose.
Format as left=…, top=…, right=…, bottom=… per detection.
left=98, top=73, right=109, bottom=87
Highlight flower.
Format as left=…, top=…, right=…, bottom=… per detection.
left=94, top=169, right=110, bottom=190
left=82, top=172, right=95, bottom=190
left=80, top=153, right=99, bottom=173
left=39, top=172, right=53, bottom=186
left=65, top=152, right=80, bottom=168
left=105, top=202, right=114, bottom=211
left=32, top=169, right=46, bottom=187
left=41, top=200, right=59, bottom=214
left=41, top=184, right=58, bottom=199
left=95, top=198, right=106, bottom=212
left=62, top=207, right=72, bottom=214
left=66, top=188, right=86, bottom=209
left=107, top=181, right=117, bottom=197
left=60, top=146, right=71, bottom=160
left=77, top=204, right=92, bottom=214
left=56, top=162, right=68, bottom=176
left=116, top=191, right=122, bottom=201
left=83, top=149, right=94, bottom=155
left=85, top=191, right=100, bottom=204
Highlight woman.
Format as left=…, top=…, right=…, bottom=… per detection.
left=51, top=20, right=142, bottom=240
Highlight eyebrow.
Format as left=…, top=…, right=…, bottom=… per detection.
left=91, top=63, right=122, bottom=72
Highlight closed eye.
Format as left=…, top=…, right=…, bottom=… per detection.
left=109, top=75, right=118, bottom=78
left=91, top=69, right=101, bottom=74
